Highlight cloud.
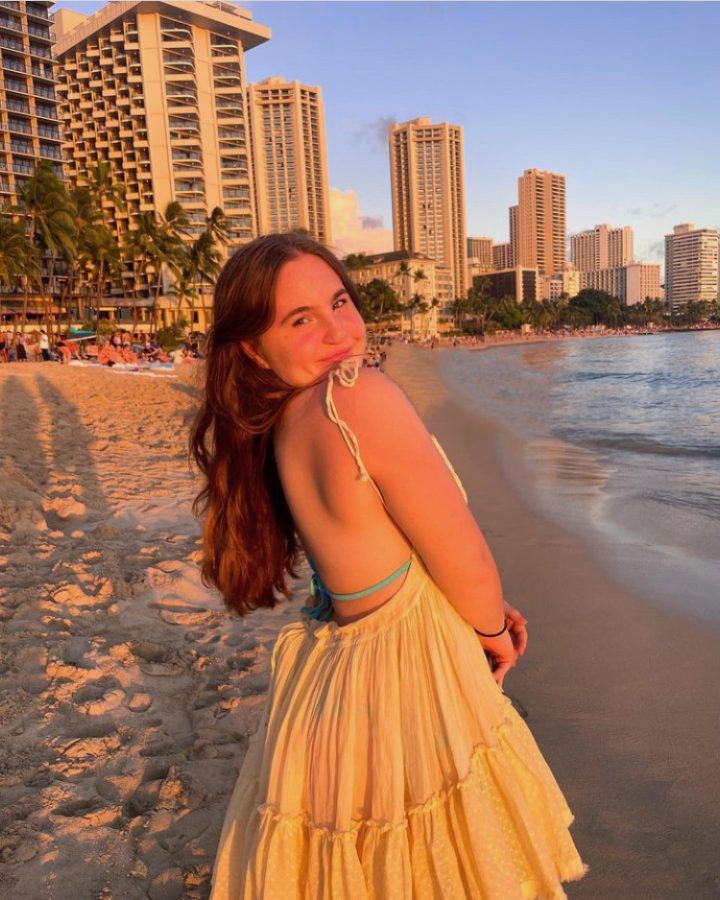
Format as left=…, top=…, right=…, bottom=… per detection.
left=646, top=241, right=665, bottom=260
left=360, top=215, right=384, bottom=229
left=627, top=203, right=677, bottom=220
left=330, top=188, right=393, bottom=256
left=354, top=115, right=396, bottom=152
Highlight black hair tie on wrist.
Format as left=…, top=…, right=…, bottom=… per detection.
left=473, top=621, right=508, bottom=638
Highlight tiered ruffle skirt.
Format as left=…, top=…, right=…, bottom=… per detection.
left=210, top=551, right=588, bottom=899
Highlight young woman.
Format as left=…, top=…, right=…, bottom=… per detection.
left=192, top=233, right=587, bottom=899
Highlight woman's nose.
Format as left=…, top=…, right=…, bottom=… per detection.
left=324, top=315, right=348, bottom=343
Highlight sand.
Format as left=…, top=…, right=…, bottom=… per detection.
left=1, top=346, right=718, bottom=899
left=0, top=364, right=304, bottom=899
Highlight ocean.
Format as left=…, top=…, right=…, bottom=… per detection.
left=438, top=331, right=720, bottom=624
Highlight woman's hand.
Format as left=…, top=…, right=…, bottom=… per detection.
left=504, top=602, right=528, bottom=656
left=478, top=629, right=517, bottom=689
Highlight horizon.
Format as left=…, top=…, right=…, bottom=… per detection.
left=53, top=1, right=720, bottom=268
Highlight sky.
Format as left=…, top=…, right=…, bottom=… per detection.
left=54, top=1, right=720, bottom=264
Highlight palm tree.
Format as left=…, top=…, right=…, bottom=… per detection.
left=0, top=218, right=34, bottom=331
left=61, top=185, right=103, bottom=326
left=83, top=225, right=122, bottom=336
left=85, top=160, right=126, bottom=228
left=123, top=212, right=157, bottom=331
left=345, top=252, right=370, bottom=272
left=151, top=201, right=190, bottom=330
left=10, top=163, right=76, bottom=337
left=174, top=229, right=223, bottom=327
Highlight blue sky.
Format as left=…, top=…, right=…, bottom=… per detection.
left=55, top=1, right=720, bottom=263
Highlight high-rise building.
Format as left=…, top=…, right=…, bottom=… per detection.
left=477, top=267, right=538, bottom=304
left=570, top=224, right=633, bottom=272
left=389, top=117, right=466, bottom=302
left=54, top=1, right=270, bottom=318
left=509, top=204, right=518, bottom=267
left=493, top=242, right=512, bottom=271
left=467, top=236, right=493, bottom=268
left=0, top=1, right=62, bottom=205
left=247, top=76, right=331, bottom=244
left=665, top=224, right=719, bottom=310
left=580, top=262, right=662, bottom=305
left=517, top=168, right=566, bottom=276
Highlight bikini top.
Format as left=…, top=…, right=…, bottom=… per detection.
left=300, top=357, right=468, bottom=623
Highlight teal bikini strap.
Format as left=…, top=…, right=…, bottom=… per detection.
left=301, top=554, right=413, bottom=622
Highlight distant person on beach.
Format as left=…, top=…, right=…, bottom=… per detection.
left=192, top=232, right=586, bottom=898
left=98, top=331, right=138, bottom=366
left=14, top=336, right=28, bottom=362
left=39, top=329, right=51, bottom=361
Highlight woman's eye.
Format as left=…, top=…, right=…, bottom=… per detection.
left=333, top=297, right=348, bottom=310
left=292, top=317, right=308, bottom=327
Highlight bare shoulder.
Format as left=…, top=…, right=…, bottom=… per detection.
left=331, top=365, right=431, bottom=456
left=332, top=366, right=420, bottom=430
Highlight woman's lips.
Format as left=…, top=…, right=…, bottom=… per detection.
left=320, top=349, right=352, bottom=363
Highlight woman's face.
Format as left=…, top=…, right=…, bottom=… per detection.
left=249, top=253, right=366, bottom=388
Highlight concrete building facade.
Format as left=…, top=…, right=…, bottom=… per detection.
left=467, top=236, right=493, bottom=268
left=540, top=265, right=581, bottom=301
left=54, top=0, right=270, bottom=315
left=349, top=249, right=436, bottom=306
left=492, top=241, right=512, bottom=271
left=517, top=168, right=566, bottom=276
left=389, top=116, right=466, bottom=303
left=664, top=223, right=719, bottom=310
left=580, top=262, right=662, bottom=305
left=571, top=223, right=633, bottom=272
left=247, top=76, right=331, bottom=244
left=508, top=204, right=518, bottom=268
left=477, top=267, right=538, bottom=304
left=0, top=1, right=62, bottom=205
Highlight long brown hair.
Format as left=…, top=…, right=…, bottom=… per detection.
left=189, top=232, right=363, bottom=616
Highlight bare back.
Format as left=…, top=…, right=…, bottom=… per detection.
left=272, top=365, right=413, bottom=625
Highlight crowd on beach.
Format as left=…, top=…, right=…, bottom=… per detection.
left=0, top=328, right=205, bottom=367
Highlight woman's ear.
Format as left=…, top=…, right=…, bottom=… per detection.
left=240, top=339, right=271, bottom=369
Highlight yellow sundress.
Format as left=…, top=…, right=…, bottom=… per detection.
left=210, top=360, right=588, bottom=899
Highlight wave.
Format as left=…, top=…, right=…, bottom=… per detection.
left=560, top=430, right=720, bottom=460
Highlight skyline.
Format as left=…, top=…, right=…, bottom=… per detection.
left=54, top=1, right=720, bottom=266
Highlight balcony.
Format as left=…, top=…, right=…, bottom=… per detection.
left=7, top=120, right=32, bottom=135
left=2, top=56, right=27, bottom=74
left=31, top=63, right=54, bottom=81
left=37, top=125, right=61, bottom=141
left=0, top=2, right=22, bottom=16
left=27, top=24, right=52, bottom=42
left=0, top=34, right=22, bottom=52
left=11, top=139, right=34, bottom=155
left=28, top=43, right=51, bottom=60
left=26, top=4, right=54, bottom=23
left=0, top=16, right=23, bottom=34
left=4, top=78, right=28, bottom=94
left=12, top=160, right=34, bottom=175
left=39, top=144, right=62, bottom=160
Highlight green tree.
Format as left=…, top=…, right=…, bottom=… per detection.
left=10, top=162, right=76, bottom=337
left=0, top=218, right=36, bottom=331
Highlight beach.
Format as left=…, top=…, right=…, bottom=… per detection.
left=1, top=346, right=718, bottom=898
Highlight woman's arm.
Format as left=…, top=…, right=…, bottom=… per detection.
left=334, top=369, right=508, bottom=637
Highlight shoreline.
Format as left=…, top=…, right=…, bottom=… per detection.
left=385, top=342, right=720, bottom=898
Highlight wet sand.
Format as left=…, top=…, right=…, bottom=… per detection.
left=385, top=342, right=720, bottom=899
left=1, top=350, right=719, bottom=898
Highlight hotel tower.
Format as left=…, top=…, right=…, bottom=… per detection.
left=0, top=0, right=62, bottom=204
left=517, top=168, right=566, bottom=276
left=570, top=224, right=633, bottom=272
left=53, top=0, right=270, bottom=308
left=247, top=76, right=331, bottom=245
left=665, top=224, right=719, bottom=311
left=389, top=117, right=466, bottom=302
